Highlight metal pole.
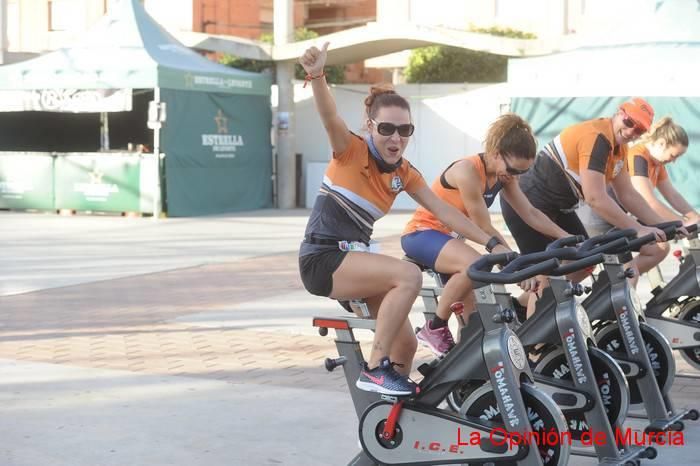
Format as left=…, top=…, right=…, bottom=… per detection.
left=152, top=87, right=162, bottom=219
left=274, top=0, right=296, bottom=209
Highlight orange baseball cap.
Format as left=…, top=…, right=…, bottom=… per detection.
left=620, top=98, right=654, bottom=131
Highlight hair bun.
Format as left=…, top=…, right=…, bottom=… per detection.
left=365, top=83, right=396, bottom=108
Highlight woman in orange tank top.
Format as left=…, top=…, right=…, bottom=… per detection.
left=627, top=116, right=699, bottom=225
left=401, top=114, right=569, bottom=356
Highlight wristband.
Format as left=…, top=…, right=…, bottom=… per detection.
left=485, top=236, right=502, bottom=253
left=303, top=71, right=325, bottom=88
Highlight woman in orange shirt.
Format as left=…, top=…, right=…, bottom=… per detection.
left=401, top=114, right=569, bottom=356
left=299, top=43, right=510, bottom=395
left=627, top=116, right=699, bottom=225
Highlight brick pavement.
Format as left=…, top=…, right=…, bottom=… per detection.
left=0, top=234, right=438, bottom=393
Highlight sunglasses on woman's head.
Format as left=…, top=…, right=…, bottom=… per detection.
left=502, top=155, right=529, bottom=176
left=621, top=111, right=646, bottom=136
left=371, top=119, right=415, bottom=137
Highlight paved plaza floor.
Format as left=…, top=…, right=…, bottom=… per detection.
left=1, top=209, right=699, bottom=465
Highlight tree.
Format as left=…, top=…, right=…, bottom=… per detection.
left=219, top=28, right=345, bottom=84
left=404, top=46, right=508, bottom=83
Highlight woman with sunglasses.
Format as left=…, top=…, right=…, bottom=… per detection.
left=298, top=43, right=502, bottom=396
left=401, top=114, right=570, bottom=356
left=501, top=98, right=668, bottom=281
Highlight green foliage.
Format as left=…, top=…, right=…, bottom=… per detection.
left=404, top=46, right=508, bottom=83
left=219, top=28, right=344, bottom=84
left=403, top=26, right=537, bottom=83
left=469, top=25, right=537, bottom=39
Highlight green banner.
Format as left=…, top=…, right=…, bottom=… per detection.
left=512, top=97, right=700, bottom=209
left=0, top=153, right=54, bottom=209
left=55, top=153, right=142, bottom=212
left=161, top=89, right=272, bottom=216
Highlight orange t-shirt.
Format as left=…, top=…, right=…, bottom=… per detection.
left=627, top=143, right=668, bottom=188
left=301, top=133, right=427, bottom=248
left=553, top=118, right=628, bottom=185
left=403, top=154, right=501, bottom=235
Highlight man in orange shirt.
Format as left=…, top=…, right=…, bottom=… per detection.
left=501, top=98, right=667, bottom=280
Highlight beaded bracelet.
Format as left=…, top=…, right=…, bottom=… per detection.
left=303, top=71, right=325, bottom=88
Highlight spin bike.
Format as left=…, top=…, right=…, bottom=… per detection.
left=454, top=236, right=657, bottom=465
left=642, top=223, right=700, bottom=370
left=581, top=225, right=700, bottom=432
left=313, top=252, right=570, bottom=465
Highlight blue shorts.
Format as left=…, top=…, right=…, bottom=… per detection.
left=401, top=229, right=454, bottom=274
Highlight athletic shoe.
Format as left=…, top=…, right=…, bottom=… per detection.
left=356, top=357, right=419, bottom=396
left=416, top=321, right=455, bottom=357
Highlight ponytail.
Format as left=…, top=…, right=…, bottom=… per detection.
left=639, top=116, right=688, bottom=148
left=484, top=113, right=537, bottom=160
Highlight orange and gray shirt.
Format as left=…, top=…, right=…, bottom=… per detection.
left=301, top=133, right=426, bottom=255
left=519, top=118, right=627, bottom=213
left=403, top=154, right=502, bottom=235
left=627, top=143, right=668, bottom=188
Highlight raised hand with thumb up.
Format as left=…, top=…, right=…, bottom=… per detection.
left=299, top=42, right=330, bottom=77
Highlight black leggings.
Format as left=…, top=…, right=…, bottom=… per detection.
left=500, top=197, right=588, bottom=254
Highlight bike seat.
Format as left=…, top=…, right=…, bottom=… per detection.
left=403, top=255, right=450, bottom=287
left=402, top=255, right=431, bottom=272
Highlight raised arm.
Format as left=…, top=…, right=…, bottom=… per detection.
left=298, top=42, right=351, bottom=155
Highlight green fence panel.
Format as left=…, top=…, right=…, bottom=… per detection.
left=161, top=89, right=272, bottom=216
left=54, top=153, right=142, bottom=212
left=0, top=152, right=54, bottom=209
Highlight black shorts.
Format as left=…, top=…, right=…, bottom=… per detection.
left=500, top=196, right=588, bottom=254
left=299, top=248, right=348, bottom=297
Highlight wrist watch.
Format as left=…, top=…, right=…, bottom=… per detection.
left=485, top=236, right=502, bottom=253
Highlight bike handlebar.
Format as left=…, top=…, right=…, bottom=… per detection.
left=546, top=235, right=586, bottom=251
left=500, top=247, right=578, bottom=274
left=575, top=236, right=630, bottom=258
left=579, top=229, right=637, bottom=253
left=551, top=253, right=605, bottom=276
left=468, top=253, right=560, bottom=284
left=647, top=220, right=683, bottom=231
left=648, top=221, right=683, bottom=242
left=621, top=222, right=681, bottom=252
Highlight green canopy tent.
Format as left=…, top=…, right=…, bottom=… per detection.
left=0, top=0, right=272, bottom=216
left=507, top=42, right=700, bottom=209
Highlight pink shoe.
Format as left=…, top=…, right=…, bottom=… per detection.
left=416, top=321, right=455, bottom=356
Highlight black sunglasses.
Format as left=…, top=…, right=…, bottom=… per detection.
left=621, top=111, right=646, bottom=136
left=371, top=119, right=415, bottom=137
left=502, top=155, right=529, bottom=176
